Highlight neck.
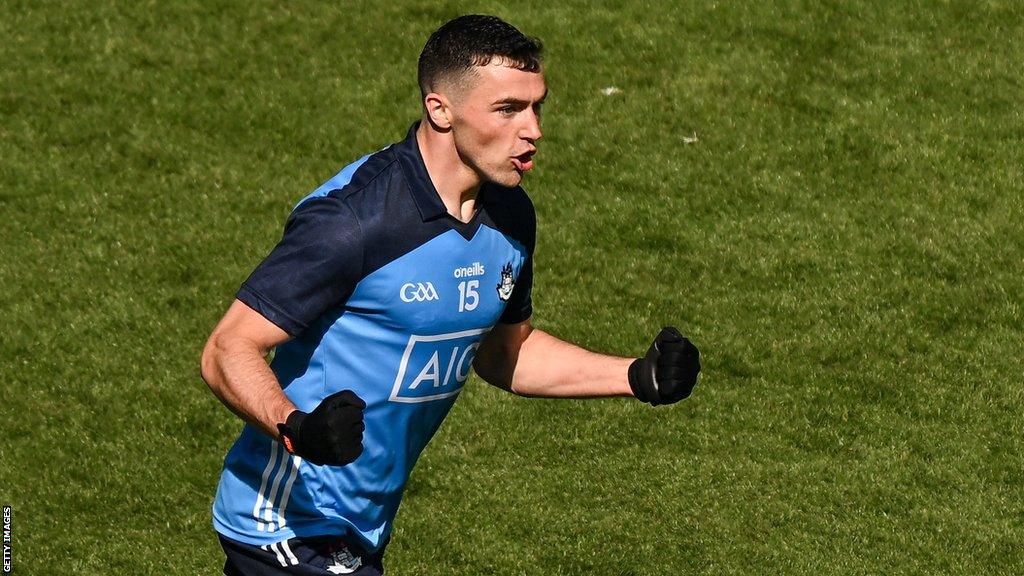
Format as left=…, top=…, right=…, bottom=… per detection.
left=416, top=120, right=482, bottom=222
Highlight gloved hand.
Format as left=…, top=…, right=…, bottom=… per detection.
left=628, top=327, right=701, bottom=406
left=277, top=390, right=366, bottom=465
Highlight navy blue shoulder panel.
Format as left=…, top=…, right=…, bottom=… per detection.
left=238, top=140, right=540, bottom=335
left=237, top=146, right=450, bottom=335
left=479, top=183, right=536, bottom=254
left=236, top=149, right=396, bottom=336
left=339, top=150, right=452, bottom=279
left=237, top=192, right=364, bottom=336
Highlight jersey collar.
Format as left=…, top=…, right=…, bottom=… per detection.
left=394, top=121, right=448, bottom=222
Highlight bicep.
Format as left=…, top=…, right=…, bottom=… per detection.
left=209, top=299, right=293, bottom=355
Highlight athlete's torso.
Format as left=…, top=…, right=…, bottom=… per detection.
left=212, top=123, right=535, bottom=552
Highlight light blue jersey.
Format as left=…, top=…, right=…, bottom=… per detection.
left=212, top=123, right=535, bottom=552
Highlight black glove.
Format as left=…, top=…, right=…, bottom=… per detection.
left=277, top=390, right=366, bottom=466
left=628, top=327, right=701, bottom=406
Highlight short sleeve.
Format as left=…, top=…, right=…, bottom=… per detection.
left=237, top=195, right=363, bottom=336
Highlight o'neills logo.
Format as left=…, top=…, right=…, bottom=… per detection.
left=453, top=262, right=485, bottom=278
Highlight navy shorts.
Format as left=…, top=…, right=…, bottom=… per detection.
left=219, top=533, right=387, bottom=575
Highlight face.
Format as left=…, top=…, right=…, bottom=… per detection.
left=445, top=62, right=546, bottom=188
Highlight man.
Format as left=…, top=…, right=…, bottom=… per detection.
left=201, top=14, right=700, bottom=575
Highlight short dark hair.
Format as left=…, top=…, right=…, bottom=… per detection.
left=417, top=15, right=543, bottom=98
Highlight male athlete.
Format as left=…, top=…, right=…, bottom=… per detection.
left=201, top=15, right=701, bottom=575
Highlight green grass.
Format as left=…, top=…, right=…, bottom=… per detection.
left=2, top=1, right=1023, bottom=574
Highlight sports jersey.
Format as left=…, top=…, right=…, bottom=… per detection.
left=212, top=122, right=535, bottom=553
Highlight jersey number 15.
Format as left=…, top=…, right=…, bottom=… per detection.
left=457, top=281, right=479, bottom=312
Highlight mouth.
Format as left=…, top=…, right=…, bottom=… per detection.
left=511, top=150, right=536, bottom=172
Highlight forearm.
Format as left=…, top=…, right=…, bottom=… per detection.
left=508, top=329, right=634, bottom=398
left=200, top=337, right=296, bottom=439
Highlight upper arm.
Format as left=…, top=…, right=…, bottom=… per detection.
left=207, top=299, right=293, bottom=355
left=200, top=298, right=293, bottom=386
left=473, top=317, right=534, bottom=390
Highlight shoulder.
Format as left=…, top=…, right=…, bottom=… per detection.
left=298, top=147, right=400, bottom=212
left=482, top=184, right=536, bottom=249
left=278, top=149, right=403, bottom=258
left=287, top=146, right=408, bottom=238
left=483, top=183, right=534, bottom=216
left=295, top=145, right=448, bottom=277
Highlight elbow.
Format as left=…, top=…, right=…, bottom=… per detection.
left=500, top=378, right=529, bottom=397
left=199, top=335, right=224, bottom=392
left=507, top=381, right=538, bottom=398
left=485, top=370, right=532, bottom=398
left=473, top=360, right=520, bottom=396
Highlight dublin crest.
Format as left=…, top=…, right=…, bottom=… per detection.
left=325, top=544, right=363, bottom=574
left=496, top=262, right=515, bottom=301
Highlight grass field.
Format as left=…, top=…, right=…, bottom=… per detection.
left=2, top=1, right=1023, bottom=574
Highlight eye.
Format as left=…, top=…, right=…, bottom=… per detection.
left=498, top=106, right=516, bottom=117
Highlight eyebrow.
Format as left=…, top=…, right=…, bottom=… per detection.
left=492, top=88, right=549, bottom=106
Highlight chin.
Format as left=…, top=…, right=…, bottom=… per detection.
left=487, top=169, right=523, bottom=188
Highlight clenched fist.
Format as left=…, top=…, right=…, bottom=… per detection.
left=628, top=327, right=701, bottom=406
left=277, top=390, right=366, bottom=465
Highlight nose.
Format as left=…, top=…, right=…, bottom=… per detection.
left=520, top=108, right=542, bottom=143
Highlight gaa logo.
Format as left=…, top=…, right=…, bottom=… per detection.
left=400, top=282, right=439, bottom=303
left=389, top=328, right=488, bottom=403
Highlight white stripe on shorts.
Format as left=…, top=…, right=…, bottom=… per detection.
left=280, top=539, right=299, bottom=566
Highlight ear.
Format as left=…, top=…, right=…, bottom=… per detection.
left=423, top=92, right=454, bottom=130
